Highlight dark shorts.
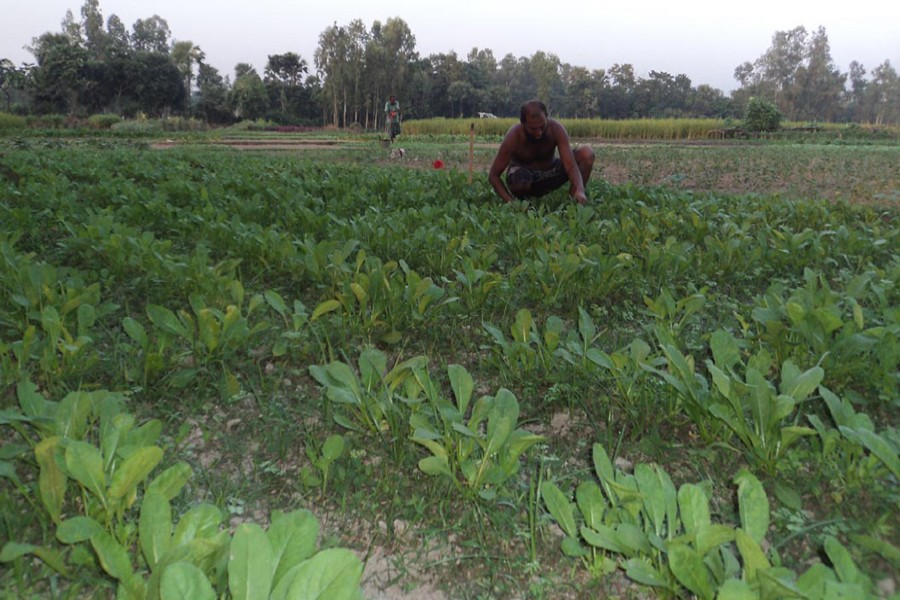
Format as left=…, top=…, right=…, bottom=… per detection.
left=506, top=159, right=568, bottom=198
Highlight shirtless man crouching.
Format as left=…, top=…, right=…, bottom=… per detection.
left=488, top=99, right=595, bottom=205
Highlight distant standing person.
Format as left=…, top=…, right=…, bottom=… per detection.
left=385, top=95, right=401, bottom=142
left=488, top=99, right=594, bottom=205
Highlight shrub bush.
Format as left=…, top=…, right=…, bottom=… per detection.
left=743, top=97, right=782, bottom=132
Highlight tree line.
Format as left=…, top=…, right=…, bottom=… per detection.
left=2, top=0, right=898, bottom=127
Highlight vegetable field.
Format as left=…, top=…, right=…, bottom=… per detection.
left=1, top=135, right=898, bottom=599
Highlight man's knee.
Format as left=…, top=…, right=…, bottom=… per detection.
left=575, top=145, right=595, bottom=168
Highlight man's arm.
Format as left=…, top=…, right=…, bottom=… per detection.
left=554, top=123, right=587, bottom=204
left=488, top=134, right=517, bottom=203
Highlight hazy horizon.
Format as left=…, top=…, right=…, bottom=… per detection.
left=5, top=0, right=899, bottom=94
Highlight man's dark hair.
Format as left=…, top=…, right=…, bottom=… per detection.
left=519, top=100, right=548, bottom=123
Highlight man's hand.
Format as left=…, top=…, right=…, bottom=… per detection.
left=572, top=191, right=588, bottom=205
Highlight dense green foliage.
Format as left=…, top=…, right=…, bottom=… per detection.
left=744, top=97, right=783, bottom=133
left=0, top=139, right=897, bottom=598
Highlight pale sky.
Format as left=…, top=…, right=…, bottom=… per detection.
left=4, top=0, right=899, bottom=93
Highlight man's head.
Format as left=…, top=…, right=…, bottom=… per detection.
left=389, top=95, right=396, bottom=101
left=520, top=100, right=548, bottom=141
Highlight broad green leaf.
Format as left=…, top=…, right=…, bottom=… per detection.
left=560, top=536, right=587, bottom=558
left=745, top=368, right=773, bottom=439
left=708, top=363, right=732, bottom=402
left=716, top=578, right=757, bottom=600
left=196, top=308, right=220, bottom=352
left=126, top=418, right=163, bottom=448
left=147, top=304, right=190, bottom=339
left=310, top=299, right=341, bottom=322
left=779, top=361, right=823, bottom=401
left=100, top=413, right=131, bottom=473
left=848, top=534, right=900, bottom=563
left=229, top=523, right=275, bottom=600
left=678, top=483, right=710, bottom=534
left=172, top=504, right=223, bottom=546
left=0, top=542, right=39, bottom=562
left=269, top=509, right=319, bottom=590
left=512, top=308, right=533, bottom=343
left=668, top=543, right=714, bottom=600
left=264, top=290, right=289, bottom=317
left=842, top=427, right=900, bottom=479
left=824, top=536, right=861, bottom=584
left=734, top=469, right=768, bottom=543
left=55, top=390, right=94, bottom=440
left=448, top=364, right=474, bottom=415
left=357, top=348, right=386, bottom=389
left=796, top=563, right=835, bottom=597
left=773, top=482, right=803, bottom=511
left=418, top=456, right=452, bottom=478
left=541, top=482, right=577, bottom=538
left=65, top=440, right=106, bottom=503
left=122, top=317, right=148, bottom=346
left=160, top=561, right=216, bottom=600
left=281, top=548, right=363, bottom=600
left=634, top=464, right=671, bottom=537
left=35, top=437, right=66, bottom=524
left=108, top=446, right=163, bottom=503
left=616, top=523, right=652, bottom=556
left=592, top=444, right=615, bottom=492
left=577, top=307, right=597, bottom=344
left=695, top=523, right=736, bottom=556
left=320, top=435, right=345, bottom=464
left=580, top=524, right=626, bottom=554
left=485, top=389, right=518, bottom=455
left=139, top=491, right=173, bottom=570
left=575, top=481, right=606, bottom=530
left=709, top=329, right=742, bottom=370
left=146, top=462, right=192, bottom=501
left=17, top=379, right=52, bottom=419
left=780, top=426, right=816, bottom=453
left=734, top=528, right=770, bottom=581
left=503, top=430, right=545, bottom=460
left=56, top=516, right=103, bottom=544
left=91, top=529, right=133, bottom=581
left=624, top=557, right=670, bottom=588
left=0, top=543, right=67, bottom=576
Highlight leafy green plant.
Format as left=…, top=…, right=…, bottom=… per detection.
left=642, top=287, right=706, bottom=345
left=483, top=308, right=563, bottom=378
left=121, top=283, right=268, bottom=390
left=0, top=381, right=364, bottom=599
left=300, top=434, right=346, bottom=496
left=541, top=444, right=883, bottom=599
left=409, top=364, right=545, bottom=502
left=309, top=348, right=426, bottom=458
left=706, top=329, right=821, bottom=473
left=808, top=386, right=900, bottom=486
